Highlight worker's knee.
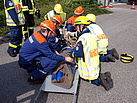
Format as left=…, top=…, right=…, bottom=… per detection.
left=42, top=60, right=57, bottom=72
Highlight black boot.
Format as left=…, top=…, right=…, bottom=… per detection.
left=107, top=54, right=115, bottom=62
left=99, top=73, right=110, bottom=91
left=7, top=50, right=17, bottom=57
left=99, top=72, right=113, bottom=91
left=111, top=48, right=119, bottom=60
left=104, top=72, right=113, bottom=88
left=27, top=75, right=47, bottom=85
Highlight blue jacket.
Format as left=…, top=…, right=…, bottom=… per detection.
left=19, top=31, right=65, bottom=62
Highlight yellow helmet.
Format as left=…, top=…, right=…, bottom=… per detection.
left=54, top=4, right=63, bottom=13
left=86, top=14, right=96, bottom=23
left=74, top=16, right=90, bottom=26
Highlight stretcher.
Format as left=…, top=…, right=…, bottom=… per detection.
left=35, top=69, right=79, bottom=103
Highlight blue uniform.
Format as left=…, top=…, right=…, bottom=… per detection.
left=19, top=30, right=65, bottom=80
left=4, top=0, right=25, bottom=56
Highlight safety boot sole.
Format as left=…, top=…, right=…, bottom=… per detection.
left=104, top=72, right=113, bottom=88
left=107, top=54, right=115, bottom=62
left=99, top=73, right=111, bottom=91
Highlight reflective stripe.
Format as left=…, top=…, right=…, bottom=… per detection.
left=23, top=31, right=28, bottom=34
left=6, top=7, right=15, bottom=10
left=22, top=6, right=29, bottom=11
left=79, top=65, right=99, bottom=72
left=17, top=43, right=22, bottom=46
left=9, top=43, right=17, bottom=48
left=98, top=46, right=107, bottom=49
left=29, top=10, right=34, bottom=14
left=28, top=27, right=34, bottom=29
left=9, top=43, right=22, bottom=48
left=78, top=69, right=99, bottom=80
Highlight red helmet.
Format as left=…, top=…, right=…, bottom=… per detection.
left=40, top=20, right=56, bottom=33
left=51, top=15, right=63, bottom=25
left=74, top=6, right=84, bottom=15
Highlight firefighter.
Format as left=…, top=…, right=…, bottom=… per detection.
left=18, top=20, right=73, bottom=84
left=44, top=4, right=66, bottom=22
left=86, top=14, right=119, bottom=62
left=70, top=16, right=113, bottom=91
left=21, top=0, right=36, bottom=41
left=66, top=6, right=84, bottom=32
left=4, top=0, right=25, bottom=57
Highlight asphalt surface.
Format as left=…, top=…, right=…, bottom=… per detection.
left=0, top=3, right=137, bottom=103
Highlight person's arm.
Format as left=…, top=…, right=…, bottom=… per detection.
left=5, top=0, right=20, bottom=25
left=70, top=41, right=84, bottom=58
left=38, top=42, right=73, bottom=62
left=37, top=42, right=64, bottom=61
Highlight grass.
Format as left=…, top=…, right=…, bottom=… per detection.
left=0, top=0, right=113, bottom=37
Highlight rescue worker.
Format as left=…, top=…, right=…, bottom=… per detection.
left=18, top=20, right=73, bottom=84
left=4, top=0, right=25, bottom=57
left=86, top=14, right=119, bottom=62
left=66, top=6, right=84, bottom=32
left=70, top=16, right=113, bottom=91
left=48, top=15, right=63, bottom=51
left=44, top=4, right=66, bottom=22
left=21, top=0, right=36, bottom=41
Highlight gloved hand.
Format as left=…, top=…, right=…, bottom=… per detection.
left=35, top=8, right=41, bottom=18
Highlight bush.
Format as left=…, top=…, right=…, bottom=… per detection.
left=0, top=13, right=6, bottom=27
left=0, top=0, right=3, bottom=10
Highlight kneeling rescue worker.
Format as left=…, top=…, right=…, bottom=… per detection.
left=18, top=20, right=73, bottom=84
left=70, top=16, right=113, bottom=91
left=86, top=14, right=119, bottom=62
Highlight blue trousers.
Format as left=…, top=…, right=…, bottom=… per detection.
left=19, top=56, right=57, bottom=80
left=8, top=26, right=23, bottom=54
left=100, top=50, right=113, bottom=62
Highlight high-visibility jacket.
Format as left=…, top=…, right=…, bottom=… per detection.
left=44, top=10, right=66, bottom=22
left=21, top=0, right=35, bottom=14
left=4, top=0, right=25, bottom=27
left=88, top=23, right=108, bottom=54
left=77, top=33, right=100, bottom=80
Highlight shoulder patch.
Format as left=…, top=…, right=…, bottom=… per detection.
left=9, top=2, right=13, bottom=6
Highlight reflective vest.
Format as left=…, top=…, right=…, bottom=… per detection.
left=88, top=24, right=108, bottom=54
left=4, top=0, right=25, bottom=26
left=21, top=0, right=35, bottom=14
left=44, top=10, right=66, bottom=22
left=77, top=33, right=100, bottom=80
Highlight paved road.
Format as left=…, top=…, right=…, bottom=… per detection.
left=0, top=3, right=137, bottom=103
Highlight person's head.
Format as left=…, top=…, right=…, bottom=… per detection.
left=74, top=16, right=90, bottom=33
left=86, top=14, right=96, bottom=23
left=51, top=15, right=63, bottom=27
left=74, top=6, right=84, bottom=15
left=39, top=20, right=56, bottom=38
left=54, top=4, right=63, bottom=14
